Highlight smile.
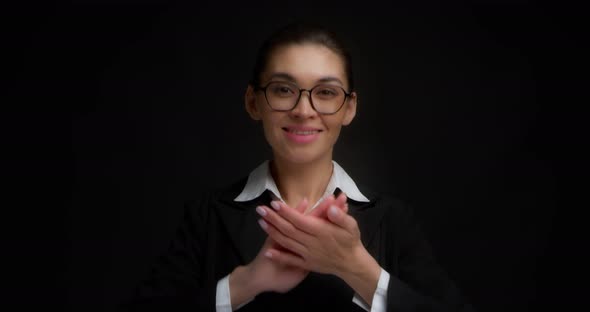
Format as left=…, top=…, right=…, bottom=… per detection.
left=282, top=128, right=322, bottom=135
left=282, top=127, right=322, bottom=143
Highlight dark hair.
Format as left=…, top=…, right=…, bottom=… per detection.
left=250, top=22, right=354, bottom=91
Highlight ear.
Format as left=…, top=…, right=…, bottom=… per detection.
left=245, top=85, right=262, bottom=121
left=341, top=91, right=357, bottom=126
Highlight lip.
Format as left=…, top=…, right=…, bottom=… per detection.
left=282, top=126, right=323, bottom=144
left=283, top=125, right=323, bottom=131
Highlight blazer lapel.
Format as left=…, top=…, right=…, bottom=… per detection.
left=336, top=187, right=386, bottom=250
left=349, top=199, right=386, bottom=249
left=216, top=189, right=272, bottom=264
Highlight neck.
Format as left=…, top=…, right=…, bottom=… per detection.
left=270, top=153, right=334, bottom=209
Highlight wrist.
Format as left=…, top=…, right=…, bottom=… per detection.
left=344, top=245, right=380, bottom=280
left=338, top=246, right=381, bottom=304
left=229, top=265, right=261, bottom=308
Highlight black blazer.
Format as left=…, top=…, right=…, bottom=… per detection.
left=122, top=177, right=475, bottom=312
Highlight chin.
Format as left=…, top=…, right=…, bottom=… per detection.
left=268, top=135, right=333, bottom=164
left=277, top=147, right=328, bottom=165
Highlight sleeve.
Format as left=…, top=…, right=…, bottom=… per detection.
left=120, top=195, right=217, bottom=312
left=216, top=274, right=256, bottom=311
left=352, top=268, right=390, bottom=312
left=384, top=200, right=477, bottom=312
left=216, top=275, right=232, bottom=312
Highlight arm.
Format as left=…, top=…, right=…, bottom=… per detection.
left=122, top=196, right=313, bottom=312
left=225, top=236, right=308, bottom=309
left=258, top=196, right=477, bottom=312
left=120, top=195, right=216, bottom=311
left=382, top=199, right=477, bottom=312
left=352, top=269, right=390, bottom=312
left=327, top=206, right=382, bottom=305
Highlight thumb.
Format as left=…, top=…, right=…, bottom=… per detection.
left=327, top=205, right=356, bottom=232
left=327, top=205, right=345, bottom=225
left=296, top=197, right=309, bottom=214
left=307, top=195, right=334, bottom=217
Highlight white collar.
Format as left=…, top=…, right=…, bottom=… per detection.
left=234, top=160, right=370, bottom=206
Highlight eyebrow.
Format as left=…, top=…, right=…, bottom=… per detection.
left=267, top=72, right=345, bottom=87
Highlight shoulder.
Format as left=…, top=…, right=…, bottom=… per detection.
left=184, top=177, right=248, bottom=205
left=356, top=183, right=408, bottom=211
left=354, top=183, right=420, bottom=227
left=181, top=176, right=249, bottom=220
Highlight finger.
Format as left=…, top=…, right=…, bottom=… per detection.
left=265, top=247, right=307, bottom=269
left=307, top=193, right=347, bottom=218
left=260, top=205, right=314, bottom=240
left=295, top=197, right=309, bottom=214
left=258, top=218, right=308, bottom=257
left=267, top=237, right=290, bottom=252
left=269, top=201, right=321, bottom=235
left=274, top=199, right=306, bottom=214
left=327, top=205, right=358, bottom=232
left=259, top=205, right=309, bottom=239
left=335, top=192, right=348, bottom=213
left=306, top=195, right=335, bottom=218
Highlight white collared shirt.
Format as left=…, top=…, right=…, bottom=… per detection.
left=216, top=160, right=390, bottom=312
left=233, top=160, right=370, bottom=206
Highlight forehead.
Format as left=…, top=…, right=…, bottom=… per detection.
left=262, top=43, right=347, bottom=87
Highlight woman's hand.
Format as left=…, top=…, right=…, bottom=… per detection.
left=256, top=193, right=363, bottom=276
left=229, top=198, right=315, bottom=308
left=243, top=194, right=348, bottom=293
left=256, top=193, right=381, bottom=305
left=237, top=236, right=309, bottom=293
left=304, top=192, right=349, bottom=217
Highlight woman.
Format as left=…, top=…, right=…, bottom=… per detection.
left=124, top=22, right=475, bottom=312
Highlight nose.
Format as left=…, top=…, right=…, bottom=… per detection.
left=290, top=90, right=317, bottom=118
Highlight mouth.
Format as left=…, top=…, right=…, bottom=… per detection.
left=282, top=127, right=323, bottom=135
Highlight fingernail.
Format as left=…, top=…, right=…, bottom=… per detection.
left=270, top=201, right=281, bottom=210
left=256, top=206, right=267, bottom=216
left=264, top=251, right=272, bottom=258
left=329, top=205, right=339, bottom=217
left=258, top=219, right=268, bottom=230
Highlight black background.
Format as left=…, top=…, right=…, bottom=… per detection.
left=6, top=1, right=586, bottom=311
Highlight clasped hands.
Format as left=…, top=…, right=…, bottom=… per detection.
left=229, top=193, right=381, bottom=308
left=256, top=193, right=363, bottom=277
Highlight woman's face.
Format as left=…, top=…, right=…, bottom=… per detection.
left=245, top=43, right=357, bottom=164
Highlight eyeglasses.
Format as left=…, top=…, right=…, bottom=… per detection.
left=255, top=81, right=352, bottom=115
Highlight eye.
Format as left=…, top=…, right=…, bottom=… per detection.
left=269, top=83, right=296, bottom=97
left=318, top=89, right=336, bottom=96
left=314, top=86, right=340, bottom=99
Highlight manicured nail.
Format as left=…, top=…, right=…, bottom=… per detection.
left=258, top=219, right=268, bottom=230
left=256, top=206, right=267, bottom=216
left=329, top=205, right=339, bottom=217
left=270, top=201, right=281, bottom=210
left=264, top=251, right=273, bottom=258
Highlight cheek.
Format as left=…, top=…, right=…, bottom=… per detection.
left=324, top=118, right=346, bottom=146
left=325, top=118, right=343, bottom=136
left=328, top=126, right=343, bottom=144
left=259, top=120, right=272, bottom=144
left=260, top=116, right=282, bottom=146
